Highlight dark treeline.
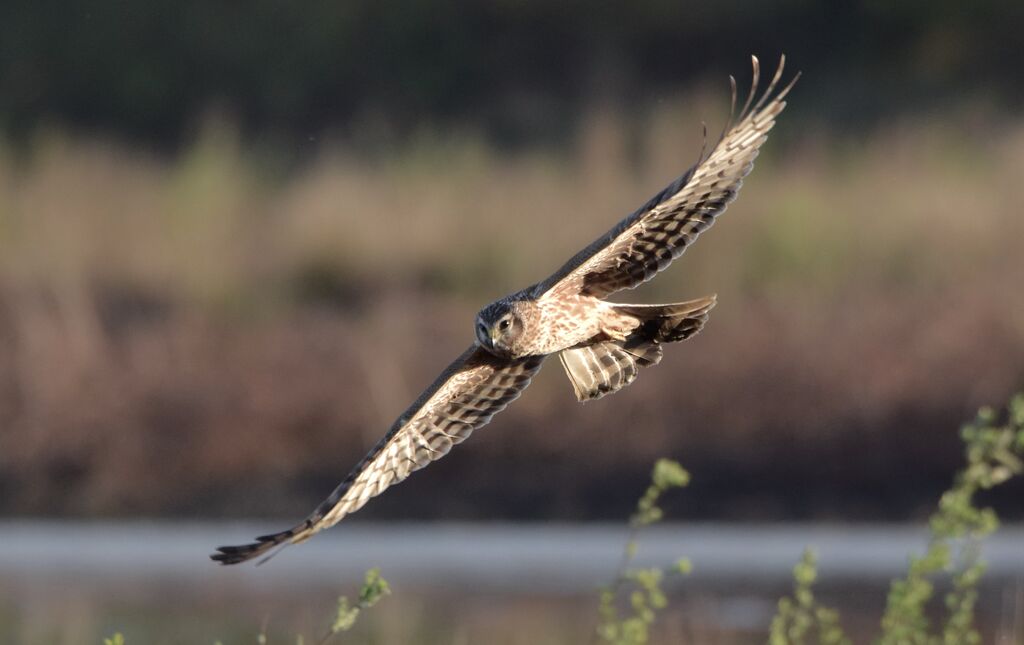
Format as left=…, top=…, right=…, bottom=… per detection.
left=2, top=0, right=1022, bottom=149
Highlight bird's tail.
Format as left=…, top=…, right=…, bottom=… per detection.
left=610, top=294, right=717, bottom=343
left=558, top=295, right=716, bottom=401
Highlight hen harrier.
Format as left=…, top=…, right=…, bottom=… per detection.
left=213, top=55, right=798, bottom=565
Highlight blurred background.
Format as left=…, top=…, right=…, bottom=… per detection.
left=1, top=1, right=1023, bottom=643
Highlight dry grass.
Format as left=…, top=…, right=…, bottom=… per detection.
left=3, top=100, right=1023, bottom=306
left=0, top=98, right=1022, bottom=519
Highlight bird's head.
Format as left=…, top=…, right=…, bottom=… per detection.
left=475, top=300, right=523, bottom=357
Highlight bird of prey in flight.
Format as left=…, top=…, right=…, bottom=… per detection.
left=212, top=55, right=798, bottom=565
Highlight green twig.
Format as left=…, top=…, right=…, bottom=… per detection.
left=596, top=458, right=692, bottom=645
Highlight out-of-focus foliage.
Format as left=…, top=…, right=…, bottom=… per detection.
left=596, top=458, right=692, bottom=644
left=770, top=394, right=1024, bottom=645
left=328, top=567, right=391, bottom=637
left=1, top=110, right=1022, bottom=521
left=98, top=569, right=391, bottom=645
left=89, top=396, right=1024, bottom=643
left=769, top=550, right=850, bottom=645
left=2, top=0, right=1023, bottom=147
left=597, top=394, right=1024, bottom=644
left=877, top=394, right=1024, bottom=645
left=1, top=0, right=1023, bottom=526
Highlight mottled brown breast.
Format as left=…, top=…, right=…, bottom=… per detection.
left=510, top=294, right=612, bottom=357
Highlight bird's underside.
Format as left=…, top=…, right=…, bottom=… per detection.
left=212, top=55, right=798, bottom=565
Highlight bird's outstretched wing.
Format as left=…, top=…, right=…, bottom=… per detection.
left=534, top=55, right=799, bottom=300
left=212, top=345, right=544, bottom=565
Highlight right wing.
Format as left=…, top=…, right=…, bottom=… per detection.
left=534, top=55, right=798, bottom=300
left=211, top=345, right=544, bottom=565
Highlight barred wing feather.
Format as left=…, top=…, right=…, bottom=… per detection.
left=212, top=345, right=544, bottom=565
left=536, top=55, right=798, bottom=300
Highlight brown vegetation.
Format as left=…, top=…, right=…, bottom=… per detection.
left=1, top=102, right=1023, bottom=520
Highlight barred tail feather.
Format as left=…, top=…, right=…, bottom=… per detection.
left=611, top=294, right=716, bottom=342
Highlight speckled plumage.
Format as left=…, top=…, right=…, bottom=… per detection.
left=212, top=56, right=797, bottom=565
left=478, top=294, right=638, bottom=358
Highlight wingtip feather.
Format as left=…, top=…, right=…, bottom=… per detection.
left=739, top=56, right=760, bottom=121
left=210, top=527, right=297, bottom=565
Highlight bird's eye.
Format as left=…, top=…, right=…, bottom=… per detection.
left=499, top=318, right=512, bottom=331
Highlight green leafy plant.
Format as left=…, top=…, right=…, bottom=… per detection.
left=97, top=396, right=1023, bottom=644
left=770, top=393, right=1024, bottom=645
left=246, top=568, right=390, bottom=645
left=322, top=567, right=391, bottom=641
left=877, top=394, right=1024, bottom=645
left=769, top=549, right=851, bottom=645
left=595, top=458, right=693, bottom=644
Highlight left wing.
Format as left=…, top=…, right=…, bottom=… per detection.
left=534, top=55, right=798, bottom=300
left=211, top=345, right=544, bottom=565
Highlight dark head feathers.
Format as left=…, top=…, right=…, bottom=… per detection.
left=477, top=300, right=512, bottom=324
